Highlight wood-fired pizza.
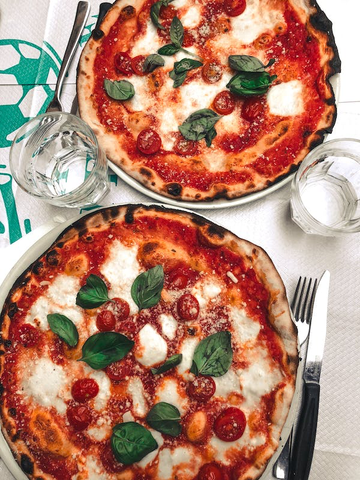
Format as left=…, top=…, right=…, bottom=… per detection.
left=77, top=0, right=340, bottom=202
left=0, top=205, right=298, bottom=480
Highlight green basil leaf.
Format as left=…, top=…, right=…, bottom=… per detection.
left=171, top=71, right=187, bottom=88
left=146, top=402, right=181, bottom=436
left=157, top=43, right=180, bottom=56
left=150, top=1, right=165, bottom=30
left=76, top=274, right=110, bottom=309
left=190, top=331, right=233, bottom=377
left=111, top=422, right=158, bottom=465
left=226, top=71, right=277, bottom=97
left=131, top=265, right=164, bottom=310
left=179, top=108, right=222, bottom=143
left=47, top=313, right=79, bottom=347
left=151, top=354, right=183, bottom=375
left=79, top=332, right=134, bottom=369
left=104, top=79, right=135, bottom=101
left=174, top=58, right=203, bottom=74
left=143, top=54, right=165, bottom=73
left=205, top=126, right=217, bottom=147
left=228, top=55, right=268, bottom=72
left=170, top=16, right=184, bottom=47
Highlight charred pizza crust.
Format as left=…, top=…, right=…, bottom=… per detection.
left=0, top=205, right=297, bottom=480
left=77, top=0, right=340, bottom=202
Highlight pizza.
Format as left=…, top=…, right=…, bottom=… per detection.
left=77, top=0, right=340, bottom=202
left=0, top=204, right=298, bottom=480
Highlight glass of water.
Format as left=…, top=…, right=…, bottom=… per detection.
left=9, top=112, right=110, bottom=208
left=291, top=138, right=360, bottom=236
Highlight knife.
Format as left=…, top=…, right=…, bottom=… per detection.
left=289, top=270, right=330, bottom=480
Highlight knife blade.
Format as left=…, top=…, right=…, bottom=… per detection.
left=289, top=270, right=330, bottom=480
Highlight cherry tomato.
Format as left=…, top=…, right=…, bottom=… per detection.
left=131, top=55, right=146, bottom=75
left=96, top=310, right=116, bottom=331
left=223, top=0, right=246, bottom=17
left=66, top=404, right=92, bottom=431
left=137, top=129, right=162, bottom=155
left=213, top=91, right=236, bottom=115
left=17, top=324, right=40, bottom=347
left=114, top=52, right=133, bottom=76
left=101, top=443, right=126, bottom=473
left=187, top=376, right=216, bottom=402
left=112, top=298, right=130, bottom=321
left=71, top=378, right=99, bottom=403
left=174, top=138, right=198, bottom=156
left=241, top=97, right=265, bottom=122
left=214, top=407, right=246, bottom=442
left=202, top=61, right=223, bottom=84
left=177, top=293, right=200, bottom=321
left=198, top=462, right=228, bottom=480
left=105, top=358, right=132, bottom=381
left=167, top=270, right=189, bottom=290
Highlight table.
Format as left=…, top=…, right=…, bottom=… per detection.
left=0, top=1, right=359, bottom=479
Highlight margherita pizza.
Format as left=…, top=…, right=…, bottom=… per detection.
left=0, top=205, right=297, bottom=480
left=77, top=0, right=340, bottom=202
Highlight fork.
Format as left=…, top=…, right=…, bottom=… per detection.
left=273, top=277, right=318, bottom=479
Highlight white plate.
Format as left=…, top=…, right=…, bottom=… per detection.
left=109, top=75, right=340, bottom=210
left=0, top=204, right=302, bottom=479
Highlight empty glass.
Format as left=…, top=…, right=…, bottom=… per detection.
left=9, top=112, right=110, bottom=208
left=291, top=138, right=360, bottom=236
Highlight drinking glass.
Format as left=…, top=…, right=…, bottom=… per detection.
left=290, top=138, right=360, bottom=236
left=9, top=112, right=110, bottom=208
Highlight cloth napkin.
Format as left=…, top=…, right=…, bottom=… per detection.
left=0, top=1, right=360, bottom=479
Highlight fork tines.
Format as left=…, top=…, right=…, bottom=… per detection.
left=291, top=277, right=318, bottom=324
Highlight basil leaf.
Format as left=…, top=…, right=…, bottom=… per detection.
left=171, top=71, right=187, bottom=88
left=47, top=313, right=79, bottom=347
left=131, top=265, right=164, bottom=310
left=146, top=402, right=181, bottom=436
left=79, top=332, right=134, bottom=369
left=143, top=54, right=165, bottom=73
left=226, top=71, right=277, bottom=97
left=150, top=1, right=164, bottom=30
left=151, top=354, right=183, bottom=375
left=111, top=422, right=158, bottom=465
left=228, top=55, right=273, bottom=73
left=157, top=43, right=180, bottom=56
left=76, top=274, right=110, bottom=309
left=173, top=58, right=203, bottom=74
left=190, top=331, right=233, bottom=377
left=170, top=17, right=184, bottom=47
left=104, top=79, right=135, bottom=101
left=179, top=109, right=222, bottom=145
left=205, top=127, right=217, bottom=148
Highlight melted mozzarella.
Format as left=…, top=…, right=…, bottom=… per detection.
left=127, top=377, right=147, bottom=417
left=130, top=19, right=162, bottom=56
left=21, top=358, right=70, bottom=414
left=135, top=324, right=168, bottom=367
left=213, top=369, right=240, bottom=398
left=47, top=275, right=80, bottom=306
left=100, top=241, right=141, bottom=314
left=181, top=5, right=201, bottom=28
left=87, top=369, right=111, bottom=411
left=155, top=378, right=187, bottom=414
left=81, top=455, right=109, bottom=480
left=137, top=430, right=164, bottom=468
left=157, top=446, right=199, bottom=480
left=158, top=313, right=178, bottom=340
left=177, top=337, right=199, bottom=376
left=267, top=80, right=304, bottom=116
left=87, top=424, right=111, bottom=442
left=231, top=306, right=260, bottom=343
left=192, top=278, right=222, bottom=308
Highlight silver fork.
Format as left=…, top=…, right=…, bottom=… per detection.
left=273, top=277, right=318, bottom=479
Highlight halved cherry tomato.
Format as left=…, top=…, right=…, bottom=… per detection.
left=223, top=0, right=246, bottom=17
left=137, top=129, right=162, bottom=155
left=112, top=298, right=130, bottom=321
left=167, top=270, right=189, bottom=290
left=198, top=462, right=228, bottom=480
left=177, top=293, right=200, bottom=321
left=174, top=138, right=198, bottom=156
left=17, top=324, right=40, bottom=347
left=71, top=378, right=99, bottom=403
left=66, top=404, right=92, bottom=431
left=241, top=97, right=265, bottom=122
left=105, top=358, right=132, bottom=381
left=114, top=52, right=133, bottom=76
left=202, top=61, right=223, bottom=84
left=187, top=376, right=216, bottom=402
left=96, top=310, right=116, bottom=331
left=213, top=91, right=236, bottom=115
left=214, top=407, right=246, bottom=442
left=131, top=55, right=146, bottom=75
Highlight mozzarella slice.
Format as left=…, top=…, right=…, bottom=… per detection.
left=127, top=377, right=147, bottom=417
left=158, top=313, right=178, bottom=340
left=267, top=80, right=304, bottom=116
left=135, top=324, right=168, bottom=366
left=155, top=378, right=188, bottom=414
left=231, top=306, right=261, bottom=343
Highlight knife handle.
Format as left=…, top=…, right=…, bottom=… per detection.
left=289, top=382, right=320, bottom=480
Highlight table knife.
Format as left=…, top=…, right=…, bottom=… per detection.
left=289, top=270, right=330, bottom=480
